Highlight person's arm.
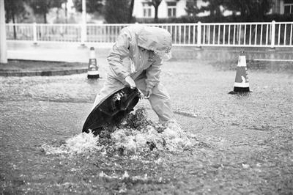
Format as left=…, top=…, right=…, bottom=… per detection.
left=145, top=57, right=162, bottom=97
left=107, top=29, right=131, bottom=83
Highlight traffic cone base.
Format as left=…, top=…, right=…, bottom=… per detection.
left=87, top=74, right=100, bottom=79
left=233, top=86, right=250, bottom=93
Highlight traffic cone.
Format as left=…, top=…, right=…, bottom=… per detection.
left=87, top=47, right=99, bottom=79
left=229, top=53, right=250, bottom=94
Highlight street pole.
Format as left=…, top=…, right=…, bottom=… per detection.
left=81, top=0, right=86, bottom=46
left=0, top=0, right=7, bottom=63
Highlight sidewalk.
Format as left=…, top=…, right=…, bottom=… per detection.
left=0, top=60, right=88, bottom=76
left=1, top=42, right=110, bottom=76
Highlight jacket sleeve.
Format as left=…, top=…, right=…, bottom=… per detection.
left=145, top=57, right=162, bottom=91
left=107, top=29, right=131, bottom=83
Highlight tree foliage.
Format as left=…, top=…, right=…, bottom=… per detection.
left=72, top=0, right=103, bottom=14
left=4, top=0, right=26, bottom=23
left=202, top=0, right=224, bottom=17
left=103, top=0, right=130, bottom=23
left=186, top=0, right=224, bottom=17
left=223, top=0, right=273, bottom=21
left=4, top=0, right=27, bottom=39
left=185, top=0, right=273, bottom=22
left=28, top=0, right=66, bottom=23
left=185, top=0, right=201, bottom=16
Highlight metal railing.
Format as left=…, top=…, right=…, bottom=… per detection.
left=6, top=21, right=293, bottom=48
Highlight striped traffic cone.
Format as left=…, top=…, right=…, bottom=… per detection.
left=229, top=53, right=251, bottom=94
left=87, top=47, right=99, bottom=79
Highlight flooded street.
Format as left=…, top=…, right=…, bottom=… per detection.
left=1, top=59, right=293, bottom=194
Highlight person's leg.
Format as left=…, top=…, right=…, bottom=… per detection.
left=93, top=77, right=124, bottom=109
left=135, top=78, right=174, bottom=123
left=149, top=83, right=174, bottom=123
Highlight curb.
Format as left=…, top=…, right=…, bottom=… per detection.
left=0, top=68, right=88, bottom=77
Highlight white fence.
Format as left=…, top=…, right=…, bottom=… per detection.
left=6, top=21, right=293, bottom=48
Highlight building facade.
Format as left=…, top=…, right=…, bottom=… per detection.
left=132, top=0, right=293, bottom=20
left=133, top=0, right=187, bottom=19
left=272, top=0, right=293, bottom=14
left=132, top=0, right=210, bottom=19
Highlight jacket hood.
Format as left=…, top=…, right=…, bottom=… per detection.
left=137, top=26, right=172, bottom=53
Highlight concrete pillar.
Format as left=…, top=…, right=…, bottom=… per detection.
left=0, top=0, right=7, bottom=63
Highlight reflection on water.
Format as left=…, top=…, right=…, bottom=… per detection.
left=172, top=48, right=293, bottom=62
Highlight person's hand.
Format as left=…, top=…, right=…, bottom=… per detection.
left=125, top=76, right=136, bottom=89
left=145, top=89, right=152, bottom=99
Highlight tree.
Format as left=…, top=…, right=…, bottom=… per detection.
left=4, top=0, right=25, bottom=23
left=223, top=0, right=273, bottom=21
left=185, top=0, right=201, bottom=16
left=128, top=0, right=134, bottom=23
left=200, top=0, right=224, bottom=17
left=149, top=0, right=162, bottom=23
left=103, top=0, right=129, bottom=23
left=188, top=0, right=272, bottom=22
left=72, top=0, right=103, bottom=14
left=4, top=0, right=26, bottom=39
left=28, top=0, right=65, bottom=23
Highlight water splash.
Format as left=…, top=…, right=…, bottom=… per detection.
left=41, top=108, right=198, bottom=155
left=41, top=132, right=101, bottom=155
left=111, top=119, right=196, bottom=154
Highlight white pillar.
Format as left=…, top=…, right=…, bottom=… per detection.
left=197, top=21, right=202, bottom=47
left=81, top=0, right=86, bottom=45
left=0, top=0, right=7, bottom=63
left=33, top=22, right=37, bottom=44
left=271, top=20, right=276, bottom=49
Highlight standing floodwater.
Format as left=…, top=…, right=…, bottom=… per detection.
left=1, top=59, right=293, bottom=194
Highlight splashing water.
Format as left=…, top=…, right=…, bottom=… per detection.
left=42, top=108, right=198, bottom=155
left=41, top=132, right=101, bottom=155
left=111, top=119, right=195, bottom=154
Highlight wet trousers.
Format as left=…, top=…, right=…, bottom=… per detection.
left=93, top=74, right=173, bottom=123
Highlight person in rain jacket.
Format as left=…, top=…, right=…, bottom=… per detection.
left=93, top=24, right=173, bottom=124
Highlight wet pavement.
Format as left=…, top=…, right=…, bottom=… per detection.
left=1, top=41, right=292, bottom=78
left=6, top=42, right=293, bottom=62
left=1, top=57, right=293, bottom=194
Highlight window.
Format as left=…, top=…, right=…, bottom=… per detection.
left=284, top=4, right=293, bottom=14
left=167, top=1, right=177, bottom=17
left=284, top=0, right=293, bottom=14
left=142, top=2, right=152, bottom=18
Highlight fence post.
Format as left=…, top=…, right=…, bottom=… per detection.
left=33, top=22, right=37, bottom=45
left=81, top=24, right=86, bottom=45
left=270, top=20, right=275, bottom=49
left=197, top=21, right=202, bottom=48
